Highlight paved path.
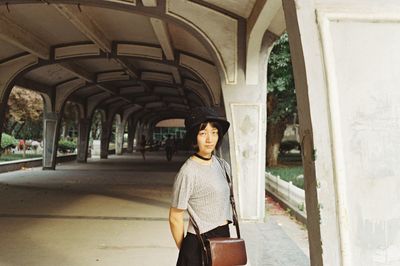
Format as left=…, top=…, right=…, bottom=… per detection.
left=0, top=152, right=309, bottom=266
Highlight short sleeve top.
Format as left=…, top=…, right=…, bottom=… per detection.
left=171, top=155, right=232, bottom=234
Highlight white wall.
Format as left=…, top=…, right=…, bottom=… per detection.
left=289, top=1, right=400, bottom=265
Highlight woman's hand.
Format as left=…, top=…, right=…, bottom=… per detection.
left=169, top=207, right=185, bottom=249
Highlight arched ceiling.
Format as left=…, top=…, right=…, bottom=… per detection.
left=0, top=0, right=286, bottom=124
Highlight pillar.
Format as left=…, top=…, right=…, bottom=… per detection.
left=77, top=118, right=90, bottom=163
left=100, top=122, right=111, bottom=159
left=135, top=122, right=143, bottom=152
left=43, top=112, right=60, bottom=170
left=127, top=119, right=134, bottom=153
left=284, top=0, right=400, bottom=265
left=115, top=120, right=124, bottom=155
left=222, top=83, right=266, bottom=222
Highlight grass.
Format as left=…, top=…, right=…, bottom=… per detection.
left=0, top=153, right=42, bottom=162
left=266, top=166, right=304, bottom=189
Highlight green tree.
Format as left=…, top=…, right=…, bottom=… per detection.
left=1, top=133, right=18, bottom=154
left=3, top=87, right=44, bottom=157
left=4, top=87, right=43, bottom=136
left=60, top=102, right=79, bottom=140
left=267, top=33, right=297, bottom=166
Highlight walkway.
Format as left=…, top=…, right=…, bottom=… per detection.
left=0, top=152, right=309, bottom=266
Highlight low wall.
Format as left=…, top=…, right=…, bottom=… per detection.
left=0, top=154, right=77, bottom=174
left=265, top=172, right=307, bottom=224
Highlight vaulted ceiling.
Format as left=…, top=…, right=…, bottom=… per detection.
left=0, top=0, right=285, bottom=125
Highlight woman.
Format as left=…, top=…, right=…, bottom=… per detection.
left=169, top=107, right=232, bottom=266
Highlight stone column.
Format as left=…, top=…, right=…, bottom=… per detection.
left=115, top=120, right=124, bottom=155
left=222, top=84, right=266, bottom=222
left=148, top=124, right=155, bottom=144
left=135, top=122, right=143, bottom=152
left=127, top=119, right=134, bottom=153
left=43, top=112, right=60, bottom=170
left=100, top=122, right=111, bottom=159
left=77, top=118, right=91, bottom=163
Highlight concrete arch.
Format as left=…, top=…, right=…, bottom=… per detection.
left=37, top=91, right=53, bottom=114
left=72, top=102, right=86, bottom=120
left=121, top=105, right=142, bottom=127
left=3, top=0, right=236, bottom=86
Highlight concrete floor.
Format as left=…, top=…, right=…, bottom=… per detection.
left=0, top=152, right=309, bottom=266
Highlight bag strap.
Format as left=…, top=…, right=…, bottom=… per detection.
left=187, top=155, right=242, bottom=238
left=215, top=156, right=242, bottom=239
left=188, top=214, right=209, bottom=266
left=188, top=156, right=242, bottom=265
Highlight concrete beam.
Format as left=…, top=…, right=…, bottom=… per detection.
left=59, top=62, right=95, bottom=83
left=150, top=18, right=174, bottom=60
left=114, top=58, right=139, bottom=79
left=171, top=67, right=182, bottom=84
left=246, top=0, right=282, bottom=85
left=142, top=0, right=157, bottom=7
left=177, top=86, right=188, bottom=105
left=0, top=14, right=49, bottom=59
left=54, top=5, right=111, bottom=53
left=16, top=78, right=52, bottom=95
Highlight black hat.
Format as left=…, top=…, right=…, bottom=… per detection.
left=185, top=107, right=230, bottom=136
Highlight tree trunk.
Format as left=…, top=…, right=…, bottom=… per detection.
left=22, top=138, right=26, bottom=159
left=266, top=93, right=288, bottom=167
left=15, top=122, right=25, bottom=137
left=9, top=121, right=18, bottom=134
left=266, top=120, right=287, bottom=167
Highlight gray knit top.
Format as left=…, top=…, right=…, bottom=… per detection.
left=171, top=155, right=232, bottom=234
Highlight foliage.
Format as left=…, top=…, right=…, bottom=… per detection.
left=279, top=140, right=301, bottom=155
left=90, top=110, right=103, bottom=140
left=267, top=33, right=297, bottom=125
left=4, top=87, right=44, bottom=140
left=266, top=166, right=304, bottom=189
left=14, top=115, right=43, bottom=140
left=61, top=102, right=79, bottom=138
left=58, top=138, right=77, bottom=153
left=1, top=133, right=18, bottom=149
left=4, top=87, right=43, bottom=126
left=0, top=153, right=42, bottom=162
left=278, top=152, right=302, bottom=164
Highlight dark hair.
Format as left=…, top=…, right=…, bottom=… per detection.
left=186, top=121, right=224, bottom=151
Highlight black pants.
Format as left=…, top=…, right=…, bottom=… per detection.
left=177, top=224, right=230, bottom=266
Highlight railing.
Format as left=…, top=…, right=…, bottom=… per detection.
left=0, top=154, right=77, bottom=174
left=265, top=172, right=307, bottom=223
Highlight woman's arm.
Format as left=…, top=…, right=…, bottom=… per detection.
left=169, top=207, right=185, bottom=249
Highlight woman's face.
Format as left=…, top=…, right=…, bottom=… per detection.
left=196, top=122, right=219, bottom=156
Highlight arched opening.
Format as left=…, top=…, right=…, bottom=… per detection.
left=110, top=114, right=122, bottom=154
left=89, top=109, right=104, bottom=158
left=2, top=86, right=44, bottom=160
left=58, top=101, right=79, bottom=154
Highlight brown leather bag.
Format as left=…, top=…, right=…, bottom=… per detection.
left=207, top=237, right=247, bottom=266
left=189, top=157, right=248, bottom=266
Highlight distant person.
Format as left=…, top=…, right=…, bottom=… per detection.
left=165, top=135, right=174, bottom=161
left=139, top=135, right=146, bottom=160
left=173, top=136, right=178, bottom=154
left=18, top=139, right=24, bottom=151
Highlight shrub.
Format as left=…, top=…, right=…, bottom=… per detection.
left=1, top=133, right=18, bottom=150
left=279, top=140, right=300, bottom=154
left=58, top=138, right=77, bottom=153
